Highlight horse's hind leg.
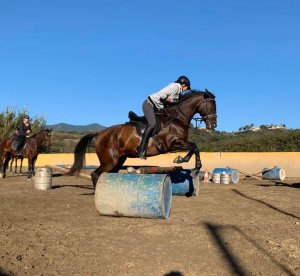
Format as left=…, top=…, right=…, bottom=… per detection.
left=91, top=156, right=127, bottom=189
left=2, top=155, right=11, bottom=179
left=91, top=164, right=113, bottom=189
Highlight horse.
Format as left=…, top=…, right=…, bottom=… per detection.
left=9, top=156, right=24, bottom=175
left=0, top=129, right=52, bottom=179
left=69, top=90, right=217, bottom=187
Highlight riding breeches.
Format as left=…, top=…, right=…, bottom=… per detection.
left=142, top=99, right=157, bottom=130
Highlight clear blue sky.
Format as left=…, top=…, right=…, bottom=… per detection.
left=0, top=0, right=299, bottom=131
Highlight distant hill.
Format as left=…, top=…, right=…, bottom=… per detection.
left=47, top=123, right=106, bottom=132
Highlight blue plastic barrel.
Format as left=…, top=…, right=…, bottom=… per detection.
left=262, top=167, right=285, bottom=180
left=95, top=173, right=172, bottom=219
left=212, top=168, right=240, bottom=184
left=169, top=169, right=199, bottom=196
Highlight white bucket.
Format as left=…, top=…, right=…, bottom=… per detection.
left=220, top=173, right=231, bottom=184
left=34, top=168, right=52, bottom=190
left=212, top=173, right=221, bottom=183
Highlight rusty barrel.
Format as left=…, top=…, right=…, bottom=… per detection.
left=34, top=168, right=52, bottom=190
left=95, top=173, right=172, bottom=219
left=169, top=169, right=199, bottom=196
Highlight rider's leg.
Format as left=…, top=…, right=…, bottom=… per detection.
left=137, top=100, right=156, bottom=159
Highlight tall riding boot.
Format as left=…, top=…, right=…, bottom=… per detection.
left=137, top=126, right=153, bottom=159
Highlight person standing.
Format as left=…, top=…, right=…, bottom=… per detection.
left=137, top=76, right=191, bottom=159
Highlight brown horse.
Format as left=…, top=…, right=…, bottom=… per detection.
left=69, top=90, right=217, bottom=187
left=0, top=129, right=52, bottom=179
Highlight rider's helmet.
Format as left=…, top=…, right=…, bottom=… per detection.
left=23, top=115, right=29, bottom=119
left=175, top=76, right=191, bottom=90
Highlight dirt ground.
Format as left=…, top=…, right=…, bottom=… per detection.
left=0, top=168, right=299, bottom=276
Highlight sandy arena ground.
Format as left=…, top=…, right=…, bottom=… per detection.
left=0, top=167, right=299, bottom=276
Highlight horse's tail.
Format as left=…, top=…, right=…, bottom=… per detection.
left=68, top=133, right=98, bottom=175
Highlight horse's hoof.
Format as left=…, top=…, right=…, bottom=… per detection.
left=173, top=156, right=183, bottom=164
left=191, top=170, right=199, bottom=179
left=0, top=173, right=5, bottom=179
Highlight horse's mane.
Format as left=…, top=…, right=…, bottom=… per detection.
left=164, top=89, right=215, bottom=112
left=179, top=89, right=215, bottom=102
left=30, top=129, right=50, bottom=138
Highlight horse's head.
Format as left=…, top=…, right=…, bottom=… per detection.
left=40, top=128, right=52, bottom=152
left=199, top=90, right=217, bottom=130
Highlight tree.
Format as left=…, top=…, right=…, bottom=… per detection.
left=0, top=107, right=46, bottom=139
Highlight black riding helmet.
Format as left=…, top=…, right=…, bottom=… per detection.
left=175, top=76, right=191, bottom=90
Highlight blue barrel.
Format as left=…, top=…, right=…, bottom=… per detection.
left=262, top=167, right=285, bottom=180
left=95, top=173, right=172, bottom=219
left=212, top=168, right=240, bottom=184
left=169, top=169, right=199, bottom=196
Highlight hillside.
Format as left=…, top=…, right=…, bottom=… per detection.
left=47, top=123, right=106, bottom=132
left=189, top=128, right=300, bottom=152
left=50, top=127, right=300, bottom=153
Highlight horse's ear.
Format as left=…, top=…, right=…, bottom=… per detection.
left=204, top=89, right=215, bottom=99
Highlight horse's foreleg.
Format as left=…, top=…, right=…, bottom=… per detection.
left=172, top=142, right=202, bottom=173
left=32, top=157, right=37, bottom=177
left=27, top=158, right=33, bottom=179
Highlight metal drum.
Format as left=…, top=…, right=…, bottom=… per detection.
left=34, top=168, right=52, bottom=190
left=212, top=168, right=240, bottom=184
left=95, top=173, right=172, bottom=219
left=262, top=167, right=286, bottom=180
left=169, top=169, right=199, bottom=196
left=212, top=173, right=221, bottom=183
left=220, top=173, right=231, bottom=184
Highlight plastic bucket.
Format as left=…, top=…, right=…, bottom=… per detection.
left=169, top=169, right=199, bottom=196
left=95, top=173, right=172, bottom=219
left=34, top=168, right=52, bottom=190
left=212, top=168, right=240, bottom=184
left=262, top=167, right=286, bottom=180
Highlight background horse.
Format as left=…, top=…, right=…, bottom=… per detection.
left=0, top=129, right=52, bottom=179
left=69, top=90, right=217, bottom=187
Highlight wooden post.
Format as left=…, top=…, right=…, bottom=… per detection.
left=45, top=164, right=91, bottom=180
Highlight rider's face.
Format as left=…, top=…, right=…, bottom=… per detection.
left=181, top=84, right=188, bottom=91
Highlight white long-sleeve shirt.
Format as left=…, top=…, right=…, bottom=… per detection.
left=148, top=83, right=182, bottom=109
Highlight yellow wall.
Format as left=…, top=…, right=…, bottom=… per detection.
left=34, top=152, right=300, bottom=177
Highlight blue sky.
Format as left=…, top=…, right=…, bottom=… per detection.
left=0, top=0, right=299, bottom=131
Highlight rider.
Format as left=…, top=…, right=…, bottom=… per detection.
left=14, top=115, right=31, bottom=154
left=137, top=76, right=191, bottom=159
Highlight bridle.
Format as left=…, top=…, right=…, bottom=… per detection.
left=177, top=97, right=217, bottom=128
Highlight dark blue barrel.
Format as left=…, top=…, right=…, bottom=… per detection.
left=169, top=169, right=199, bottom=196
left=95, top=173, right=172, bottom=219
left=262, top=167, right=285, bottom=180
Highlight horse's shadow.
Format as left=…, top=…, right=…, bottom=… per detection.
left=169, top=169, right=195, bottom=197
left=256, top=181, right=300, bottom=189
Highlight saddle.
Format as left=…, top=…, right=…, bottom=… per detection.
left=127, top=111, right=166, bottom=153
left=12, top=136, right=27, bottom=154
